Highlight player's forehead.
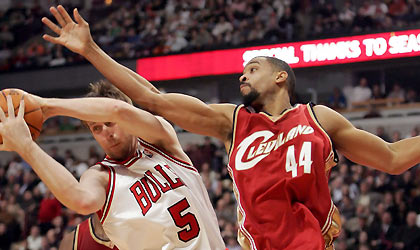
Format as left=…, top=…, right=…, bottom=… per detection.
left=243, top=57, right=266, bottom=72
left=86, top=121, right=104, bottom=128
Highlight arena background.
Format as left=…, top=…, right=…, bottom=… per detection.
left=0, top=0, right=420, bottom=249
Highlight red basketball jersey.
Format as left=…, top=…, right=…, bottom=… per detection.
left=228, top=104, right=338, bottom=250
left=73, top=217, right=118, bottom=250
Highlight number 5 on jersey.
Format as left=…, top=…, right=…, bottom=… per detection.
left=168, top=198, right=200, bottom=242
left=285, top=142, right=313, bottom=177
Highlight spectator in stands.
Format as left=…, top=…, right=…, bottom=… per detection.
left=353, top=77, right=372, bottom=103
left=387, top=82, right=405, bottom=101
left=394, top=211, right=420, bottom=249
left=372, top=0, right=389, bottom=27
left=371, top=83, right=385, bottom=99
left=26, top=225, right=42, bottom=250
left=405, top=88, right=419, bottom=103
left=388, top=0, right=409, bottom=19
left=37, top=189, right=62, bottom=235
left=328, top=87, right=347, bottom=110
left=278, top=6, right=296, bottom=40
left=339, top=1, right=356, bottom=28
left=368, top=211, right=397, bottom=249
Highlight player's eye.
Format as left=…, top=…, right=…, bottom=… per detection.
left=250, top=67, right=256, bottom=73
left=92, top=126, right=102, bottom=133
left=104, top=122, right=115, bottom=127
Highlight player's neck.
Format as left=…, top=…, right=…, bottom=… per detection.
left=262, top=92, right=292, bottom=117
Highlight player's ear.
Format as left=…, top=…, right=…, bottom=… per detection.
left=275, top=71, right=288, bottom=85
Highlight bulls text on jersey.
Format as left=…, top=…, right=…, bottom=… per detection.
left=129, top=164, right=185, bottom=216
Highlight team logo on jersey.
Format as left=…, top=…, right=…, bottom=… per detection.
left=143, top=149, right=153, bottom=158
left=235, top=125, right=314, bottom=171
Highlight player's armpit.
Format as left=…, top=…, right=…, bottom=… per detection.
left=59, top=230, right=75, bottom=250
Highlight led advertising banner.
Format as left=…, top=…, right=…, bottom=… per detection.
left=137, top=29, right=420, bottom=81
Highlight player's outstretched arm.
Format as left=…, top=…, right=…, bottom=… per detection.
left=314, top=105, right=420, bottom=174
left=42, top=5, right=234, bottom=142
left=40, top=96, right=193, bottom=159
left=0, top=96, right=106, bottom=215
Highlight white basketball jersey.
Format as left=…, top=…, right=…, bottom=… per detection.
left=96, top=138, right=226, bottom=250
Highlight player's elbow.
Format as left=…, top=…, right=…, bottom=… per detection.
left=386, top=163, right=406, bottom=175
left=384, top=146, right=407, bottom=175
left=111, top=101, right=132, bottom=121
left=76, top=198, right=101, bottom=215
left=382, top=155, right=405, bottom=175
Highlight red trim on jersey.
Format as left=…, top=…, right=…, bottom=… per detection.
left=103, top=149, right=142, bottom=168
left=138, top=138, right=198, bottom=173
left=96, top=164, right=116, bottom=224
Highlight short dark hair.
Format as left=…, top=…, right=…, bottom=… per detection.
left=86, top=79, right=132, bottom=105
left=82, top=80, right=132, bottom=127
left=262, top=56, right=296, bottom=98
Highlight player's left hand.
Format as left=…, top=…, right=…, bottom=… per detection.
left=0, top=96, right=32, bottom=152
left=42, top=5, right=93, bottom=56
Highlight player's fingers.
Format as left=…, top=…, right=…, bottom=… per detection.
left=0, top=106, right=6, bottom=122
left=42, top=17, right=61, bottom=35
left=50, top=6, right=66, bottom=27
left=17, top=98, right=25, bottom=118
left=42, top=34, right=62, bottom=45
left=6, top=95, right=14, bottom=118
left=73, top=8, right=88, bottom=25
left=57, top=5, right=74, bottom=24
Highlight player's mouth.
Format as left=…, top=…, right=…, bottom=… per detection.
left=240, top=83, right=251, bottom=90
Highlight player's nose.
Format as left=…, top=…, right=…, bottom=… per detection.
left=239, top=75, right=247, bottom=83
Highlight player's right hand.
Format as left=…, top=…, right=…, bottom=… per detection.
left=0, top=96, right=32, bottom=152
left=42, top=5, right=94, bottom=56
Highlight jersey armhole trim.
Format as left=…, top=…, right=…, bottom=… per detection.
left=73, top=224, right=79, bottom=250
left=228, top=104, right=243, bottom=158
left=307, top=103, right=339, bottom=165
left=96, top=164, right=116, bottom=224
left=88, top=217, right=114, bottom=247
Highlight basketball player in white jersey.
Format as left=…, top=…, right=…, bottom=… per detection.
left=0, top=82, right=226, bottom=250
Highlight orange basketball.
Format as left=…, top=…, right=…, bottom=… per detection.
left=0, top=89, right=43, bottom=143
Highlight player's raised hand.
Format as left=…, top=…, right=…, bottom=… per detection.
left=0, top=96, right=31, bottom=152
left=42, top=5, right=93, bottom=56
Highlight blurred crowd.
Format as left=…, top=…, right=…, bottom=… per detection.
left=1, top=0, right=420, bottom=71
left=326, top=76, right=420, bottom=112
left=1, top=0, right=420, bottom=249
left=0, top=125, right=419, bottom=249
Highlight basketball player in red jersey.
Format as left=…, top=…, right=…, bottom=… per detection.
left=41, top=5, right=420, bottom=250
left=59, top=214, right=118, bottom=250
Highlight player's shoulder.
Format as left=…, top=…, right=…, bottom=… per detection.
left=209, top=103, right=237, bottom=116
left=311, top=104, right=341, bottom=120
left=80, top=163, right=110, bottom=182
left=311, top=104, right=351, bottom=135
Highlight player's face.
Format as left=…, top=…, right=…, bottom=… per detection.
left=88, top=121, right=136, bottom=161
left=239, top=57, right=278, bottom=106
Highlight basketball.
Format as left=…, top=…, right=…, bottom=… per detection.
left=0, top=89, right=43, bottom=143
